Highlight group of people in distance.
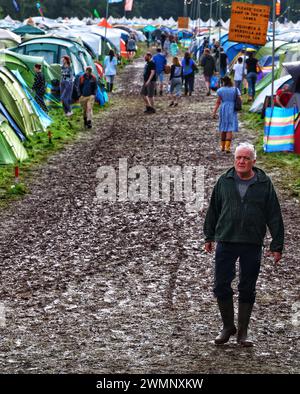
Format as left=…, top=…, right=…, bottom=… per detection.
left=141, top=49, right=199, bottom=114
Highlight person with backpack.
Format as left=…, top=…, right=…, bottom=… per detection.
left=32, top=63, right=48, bottom=113
left=79, top=66, right=97, bottom=129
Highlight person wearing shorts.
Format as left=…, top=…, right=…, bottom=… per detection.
left=153, top=48, right=167, bottom=96
left=141, top=52, right=157, bottom=114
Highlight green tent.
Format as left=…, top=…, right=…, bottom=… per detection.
left=0, top=66, right=43, bottom=136
left=12, top=25, right=45, bottom=36
left=256, top=41, right=287, bottom=59
left=0, top=50, right=60, bottom=87
left=0, top=114, right=28, bottom=165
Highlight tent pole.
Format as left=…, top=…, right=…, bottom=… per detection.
left=271, top=0, right=276, bottom=108
left=104, top=0, right=109, bottom=45
left=209, top=0, right=213, bottom=43
left=184, top=0, right=188, bottom=18
left=218, top=0, right=222, bottom=74
left=198, top=0, right=201, bottom=33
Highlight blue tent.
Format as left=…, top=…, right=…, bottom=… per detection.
left=222, top=41, right=258, bottom=62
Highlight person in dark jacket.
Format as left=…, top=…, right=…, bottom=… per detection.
left=79, top=66, right=97, bottom=128
left=32, top=64, right=48, bottom=113
left=201, top=48, right=216, bottom=96
left=141, top=52, right=157, bottom=114
left=203, top=142, right=284, bottom=347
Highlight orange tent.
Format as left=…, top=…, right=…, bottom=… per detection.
left=98, top=18, right=112, bottom=28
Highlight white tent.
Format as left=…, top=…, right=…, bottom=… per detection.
left=0, top=28, right=21, bottom=43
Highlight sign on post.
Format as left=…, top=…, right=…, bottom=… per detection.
left=178, top=17, right=189, bottom=29
left=228, top=2, right=270, bottom=46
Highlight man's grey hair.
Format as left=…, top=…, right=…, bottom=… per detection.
left=235, top=142, right=257, bottom=160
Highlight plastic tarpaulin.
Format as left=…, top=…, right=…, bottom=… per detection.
left=264, top=106, right=298, bottom=152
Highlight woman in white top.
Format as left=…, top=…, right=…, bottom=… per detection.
left=104, top=50, right=118, bottom=92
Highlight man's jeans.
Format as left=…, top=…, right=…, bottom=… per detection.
left=214, top=242, right=262, bottom=303
left=246, top=72, right=257, bottom=97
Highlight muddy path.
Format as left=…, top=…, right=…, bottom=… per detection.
left=0, top=56, right=299, bottom=374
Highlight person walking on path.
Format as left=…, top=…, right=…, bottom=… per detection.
left=233, top=57, right=244, bottom=91
left=79, top=66, right=97, bottom=129
left=126, top=35, right=137, bottom=60
left=204, top=142, right=284, bottom=347
left=200, top=48, right=216, bottom=96
left=219, top=47, right=228, bottom=78
left=153, top=48, right=167, bottom=96
left=213, top=76, right=241, bottom=153
left=168, top=56, right=183, bottom=107
left=245, top=51, right=261, bottom=102
left=163, top=36, right=171, bottom=56
left=141, top=52, right=157, bottom=114
left=32, top=63, right=48, bottom=113
left=104, top=50, right=118, bottom=93
left=60, top=55, right=74, bottom=117
left=181, top=52, right=197, bottom=96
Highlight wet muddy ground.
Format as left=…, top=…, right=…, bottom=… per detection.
left=0, top=57, right=299, bottom=374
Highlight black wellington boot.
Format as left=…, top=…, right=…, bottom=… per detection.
left=87, top=120, right=92, bottom=129
left=215, top=298, right=237, bottom=345
left=237, top=303, right=254, bottom=347
left=84, top=117, right=88, bottom=128
left=110, top=83, right=114, bottom=92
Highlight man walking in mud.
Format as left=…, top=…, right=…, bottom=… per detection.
left=203, top=142, right=284, bottom=347
left=141, top=52, right=157, bottom=114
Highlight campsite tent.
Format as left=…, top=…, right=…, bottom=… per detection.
left=0, top=66, right=43, bottom=136
left=0, top=50, right=59, bottom=87
left=0, top=114, right=28, bottom=165
left=12, top=24, right=46, bottom=36
left=250, top=75, right=292, bottom=113
left=12, top=36, right=98, bottom=77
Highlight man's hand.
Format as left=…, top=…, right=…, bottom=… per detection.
left=271, top=251, right=282, bottom=263
left=204, top=242, right=214, bottom=253
left=266, top=250, right=282, bottom=263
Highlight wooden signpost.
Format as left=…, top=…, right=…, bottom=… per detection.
left=178, top=17, right=189, bottom=29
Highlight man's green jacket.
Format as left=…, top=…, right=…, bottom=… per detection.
left=203, top=167, right=284, bottom=252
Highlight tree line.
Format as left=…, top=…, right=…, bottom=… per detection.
left=0, top=0, right=299, bottom=21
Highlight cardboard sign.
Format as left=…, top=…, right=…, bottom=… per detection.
left=229, top=2, right=270, bottom=46
left=178, top=17, right=189, bottom=29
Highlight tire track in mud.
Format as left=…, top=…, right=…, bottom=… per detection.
left=0, top=56, right=298, bottom=373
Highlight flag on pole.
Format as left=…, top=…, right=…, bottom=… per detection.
left=276, top=0, right=281, bottom=16
left=125, top=0, right=133, bottom=12
left=93, top=9, right=100, bottom=18
left=36, top=2, right=45, bottom=19
left=12, top=0, right=20, bottom=12
left=108, top=0, right=123, bottom=3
